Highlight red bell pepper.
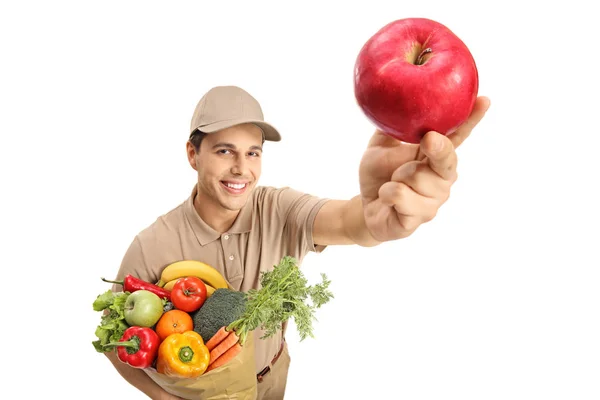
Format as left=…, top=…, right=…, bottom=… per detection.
left=102, top=274, right=171, bottom=301
left=105, top=326, right=160, bottom=369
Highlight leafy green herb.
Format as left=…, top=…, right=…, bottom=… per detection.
left=92, top=290, right=130, bottom=353
left=228, top=256, right=333, bottom=345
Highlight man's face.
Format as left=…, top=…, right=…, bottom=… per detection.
left=190, top=123, right=263, bottom=212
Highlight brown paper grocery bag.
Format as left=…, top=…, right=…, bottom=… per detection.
left=144, top=329, right=257, bottom=400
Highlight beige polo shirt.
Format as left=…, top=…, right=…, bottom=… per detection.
left=113, top=183, right=328, bottom=375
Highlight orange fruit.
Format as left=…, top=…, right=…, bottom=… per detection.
left=155, top=309, right=194, bottom=341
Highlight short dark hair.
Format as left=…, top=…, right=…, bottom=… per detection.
left=189, top=130, right=207, bottom=151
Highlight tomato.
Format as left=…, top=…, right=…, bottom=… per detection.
left=171, top=276, right=207, bottom=312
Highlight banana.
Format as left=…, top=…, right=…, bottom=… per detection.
left=162, top=279, right=179, bottom=291
left=205, top=284, right=216, bottom=297
left=157, top=260, right=228, bottom=290
left=162, top=278, right=216, bottom=297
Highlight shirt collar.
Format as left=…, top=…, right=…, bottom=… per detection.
left=184, top=184, right=253, bottom=245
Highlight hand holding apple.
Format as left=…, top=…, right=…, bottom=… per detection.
left=358, top=96, right=490, bottom=241
left=354, top=17, right=479, bottom=144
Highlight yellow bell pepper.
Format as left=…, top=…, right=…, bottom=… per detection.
left=156, top=330, right=210, bottom=378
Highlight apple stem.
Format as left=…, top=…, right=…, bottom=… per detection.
left=417, top=48, right=432, bottom=65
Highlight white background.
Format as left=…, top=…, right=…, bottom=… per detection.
left=1, top=1, right=599, bottom=399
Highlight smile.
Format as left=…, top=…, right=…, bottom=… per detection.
left=221, top=181, right=249, bottom=194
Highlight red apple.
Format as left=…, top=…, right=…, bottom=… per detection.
left=354, top=18, right=479, bottom=144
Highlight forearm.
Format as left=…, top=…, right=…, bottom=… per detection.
left=105, top=352, right=175, bottom=400
left=342, top=195, right=381, bottom=247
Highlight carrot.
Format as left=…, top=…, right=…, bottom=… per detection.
left=206, top=343, right=242, bottom=372
left=209, top=330, right=239, bottom=364
left=205, top=326, right=230, bottom=352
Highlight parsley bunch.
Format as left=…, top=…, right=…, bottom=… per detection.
left=228, top=256, right=333, bottom=345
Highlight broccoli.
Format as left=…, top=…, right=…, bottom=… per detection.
left=190, top=288, right=247, bottom=342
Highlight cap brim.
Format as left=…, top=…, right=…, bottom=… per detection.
left=194, top=118, right=281, bottom=142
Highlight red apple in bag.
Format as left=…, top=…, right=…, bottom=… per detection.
left=354, top=18, right=479, bottom=144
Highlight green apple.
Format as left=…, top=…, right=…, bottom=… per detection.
left=124, top=290, right=164, bottom=327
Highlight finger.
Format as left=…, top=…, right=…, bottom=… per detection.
left=392, top=161, right=453, bottom=199
left=367, top=129, right=402, bottom=148
left=390, top=160, right=419, bottom=182
left=378, top=181, right=439, bottom=218
left=448, top=96, right=491, bottom=149
left=419, top=131, right=458, bottom=181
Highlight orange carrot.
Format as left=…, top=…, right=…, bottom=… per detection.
left=205, top=326, right=230, bottom=352
left=206, top=343, right=242, bottom=372
left=209, top=330, right=239, bottom=364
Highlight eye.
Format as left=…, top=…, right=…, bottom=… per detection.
left=217, top=149, right=232, bottom=155
left=248, top=151, right=261, bottom=157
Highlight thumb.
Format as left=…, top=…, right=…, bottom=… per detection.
left=419, top=131, right=457, bottom=181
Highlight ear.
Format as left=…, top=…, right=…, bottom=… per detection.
left=186, top=141, right=198, bottom=171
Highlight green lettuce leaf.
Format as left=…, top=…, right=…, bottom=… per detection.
left=92, top=290, right=130, bottom=352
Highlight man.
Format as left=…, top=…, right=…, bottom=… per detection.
left=105, top=85, right=490, bottom=399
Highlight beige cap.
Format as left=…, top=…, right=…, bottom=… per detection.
left=189, top=85, right=281, bottom=141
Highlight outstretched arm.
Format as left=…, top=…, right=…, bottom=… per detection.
left=313, top=195, right=381, bottom=247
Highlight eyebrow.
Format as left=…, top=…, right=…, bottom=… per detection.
left=212, top=142, right=263, bottom=152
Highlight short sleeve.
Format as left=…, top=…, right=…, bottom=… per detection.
left=275, top=187, right=329, bottom=257
left=111, top=236, right=154, bottom=293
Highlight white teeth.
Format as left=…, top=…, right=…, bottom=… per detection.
left=225, top=182, right=246, bottom=189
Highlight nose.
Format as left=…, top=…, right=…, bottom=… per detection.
left=230, top=154, right=248, bottom=176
